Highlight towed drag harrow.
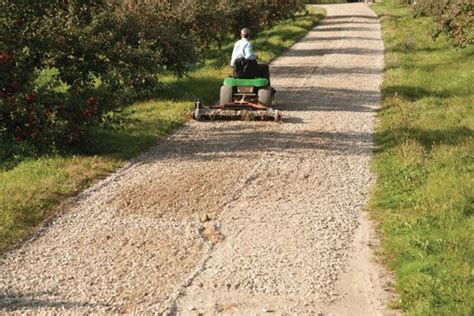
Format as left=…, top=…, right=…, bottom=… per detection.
left=193, top=77, right=281, bottom=122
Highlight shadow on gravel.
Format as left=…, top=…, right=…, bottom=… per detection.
left=320, top=21, right=380, bottom=26
left=272, top=66, right=382, bottom=78
left=316, top=26, right=376, bottom=32
left=0, top=292, right=103, bottom=311
left=275, top=86, right=379, bottom=113
left=323, top=15, right=379, bottom=20
left=142, top=126, right=374, bottom=163
left=301, top=36, right=380, bottom=42
left=284, top=47, right=383, bottom=57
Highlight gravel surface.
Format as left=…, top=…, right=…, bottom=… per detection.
left=1, top=3, right=395, bottom=315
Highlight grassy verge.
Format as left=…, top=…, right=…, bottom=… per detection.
left=370, top=1, right=473, bottom=315
left=0, top=8, right=325, bottom=253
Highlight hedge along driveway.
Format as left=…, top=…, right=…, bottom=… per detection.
left=0, top=8, right=325, bottom=254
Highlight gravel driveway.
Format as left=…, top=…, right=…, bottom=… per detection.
left=1, top=3, right=394, bottom=315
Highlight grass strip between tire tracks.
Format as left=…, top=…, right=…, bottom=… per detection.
left=0, top=7, right=325, bottom=254
left=370, top=1, right=473, bottom=315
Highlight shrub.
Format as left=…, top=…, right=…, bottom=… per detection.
left=1, top=1, right=188, bottom=149
left=414, top=0, right=473, bottom=48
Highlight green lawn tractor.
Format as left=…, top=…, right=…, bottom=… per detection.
left=193, top=77, right=281, bottom=122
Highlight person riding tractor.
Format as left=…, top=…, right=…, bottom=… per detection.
left=231, top=28, right=275, bottom=95
left=192, top=27, right=280, bottom=121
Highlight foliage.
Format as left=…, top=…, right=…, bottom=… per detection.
left=372, top=1, right=473, bottom=315
left=414, top=0, right=473, bottom=48
left=0, top=1, right=183, bottom=150
left=0, top=0, right=305, bottom=153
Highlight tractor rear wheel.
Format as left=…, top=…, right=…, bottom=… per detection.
left=258, top=87, right=272, bottom=107
left=220, top=86, right=233, bottom=105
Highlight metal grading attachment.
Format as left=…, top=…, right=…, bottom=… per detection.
left=193, top=77, right=281, bottom=122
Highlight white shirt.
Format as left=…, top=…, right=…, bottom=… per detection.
left=230, top=38, right=256, bottom=67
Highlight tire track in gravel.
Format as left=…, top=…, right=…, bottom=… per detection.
left=0, top=3, right=395, bottom=315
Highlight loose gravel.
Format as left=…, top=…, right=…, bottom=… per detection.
left=1, top=3, right=395, bottom=315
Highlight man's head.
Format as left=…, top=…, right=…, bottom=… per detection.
left=241, top=28, right=250, bottom=39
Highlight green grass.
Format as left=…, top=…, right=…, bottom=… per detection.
left=0, top=8, right=325, bottom=253
left=370, top=1, right=473, bottom=315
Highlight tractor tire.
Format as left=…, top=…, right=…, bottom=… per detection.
left=258, top=87, right=272, bottom=107
left=220, top=85, right=233, bottom=105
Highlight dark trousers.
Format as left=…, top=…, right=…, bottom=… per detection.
left=233, top=59, right=271, bottom=85
left=257, top=64, right=270, bottom=85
